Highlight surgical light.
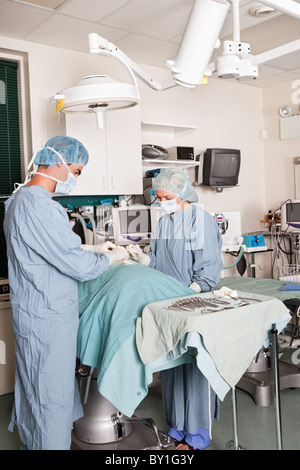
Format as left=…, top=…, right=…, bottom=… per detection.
left=50, top=0, right=230, bottom=129
left=49, top=0, right=300, bottom=129
left=237, top=57, right=258, bottom=81
left=49, top=74, right=139, bottom=130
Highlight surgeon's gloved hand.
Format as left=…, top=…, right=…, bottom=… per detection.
left=81, top=241, right=116, bottom=253
left=96, top=241, right=116, bottom=253
left=126, top=244, right=150, bottom=266
left=189, top=281, right=201, bottom=293
left=105, top=246, right=129, bottom=265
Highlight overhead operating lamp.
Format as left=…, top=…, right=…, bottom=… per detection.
left=49, top=71, right=140, bottom=130
left=50, top=0, right=230, bottom=129
left=50, top=0, right=300, bottom=129
left=207, top=0, right=300, bottom=81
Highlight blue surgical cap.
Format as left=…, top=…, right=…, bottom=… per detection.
left=34, top=136, right=89, bottom=167
left=153, top=168, right=198, bottom=203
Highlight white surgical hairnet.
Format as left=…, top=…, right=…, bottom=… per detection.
left=34, top=136, right=89, bottom=167
left=153, top=168, right=198, bottom=203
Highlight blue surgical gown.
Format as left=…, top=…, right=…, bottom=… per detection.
left=4, top=185, right=110, bottom=450
left=148, top=205, right=223, bottom=447
left=148, top=205, right=223, bottom=290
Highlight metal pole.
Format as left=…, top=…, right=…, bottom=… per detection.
left=231, top=388, right=239, bottom=450
left=271, top=325, right=283, bottom=450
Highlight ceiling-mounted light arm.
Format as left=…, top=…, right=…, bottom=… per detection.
left=88, top=33, right=177, bottom=91
left=231, top=0, right=240, bottom=44
left=89, top=0, right=230, bottom=90
left=259, top=0, right=300, bottom=19
left=252, top=39, right=300, bottom=66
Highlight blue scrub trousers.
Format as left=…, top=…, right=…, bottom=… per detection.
left=160, top=361, right=219, bottom=449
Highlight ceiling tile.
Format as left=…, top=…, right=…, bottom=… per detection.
left=58, top=0, right=131, bottom=22
left=255, top=64, right=288, bottom=79
left=17, top=0, right=66, bottom=8
left=0, top=0, right=51, bottom=38
left=0, top=0, right=299, bottom=89
left=220, top=1, right=282, bottom=39
left=263, top=50, right=300, bottom=71
left=239, top=15, right=300, bottom=55
left=24, top=13, right=129, bottom=52
left=101, top=0, right=194, bottom=41
left=115, top=33, right=179, bottom=66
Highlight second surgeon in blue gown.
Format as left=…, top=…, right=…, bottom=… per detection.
left=4, top=136, right=129, bottom=450
left=127, top=168, right=223, bottom=450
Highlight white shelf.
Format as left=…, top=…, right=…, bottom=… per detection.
left=142, top=159, right=199, bottom=169
left=141, top=121, right=197, bottom=136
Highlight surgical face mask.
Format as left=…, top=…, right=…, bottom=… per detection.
left=36, top=147, right=77, bottom=194
left=54, top=171, right=77, bottom=194
left=159, top=198, right=182, bottom=214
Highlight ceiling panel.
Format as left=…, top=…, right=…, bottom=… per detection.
left=239, top=14, right=300, bottom=55
left=25, top=13, right=129, bottom=52
left=264, top=50, right=300, bottom=71
left=0, top=0, right=52, bottom=38
left=220, top=0, right=283, bottom=39
left=57, top=0, right=131, bottom=23
left=18, top=0, right=66, bottom=8
left=115, top=33, right=179, bottom=66
left=0, top=0, right=299, bottom=88
left=100, top=0, right=194, bottom=41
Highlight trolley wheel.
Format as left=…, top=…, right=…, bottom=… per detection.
left=226, top=440, right=245, bottom=450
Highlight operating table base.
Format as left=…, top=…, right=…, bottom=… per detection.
left=71, top=423, right=175, bottom=451
left=237, top=359, right=300, bottom=407
left=72, top=368, right=175, bottom=451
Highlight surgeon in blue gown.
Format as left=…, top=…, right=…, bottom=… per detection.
left=3, top=136, right=129, bottom=450
left=127, top=168, right=223, bottom=450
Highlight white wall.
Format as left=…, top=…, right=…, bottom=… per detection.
left=0, top=35, right=266, bottom=247
left=263, top=79, right=300, bottom=211
left=139, top=64, right=265, bottom=234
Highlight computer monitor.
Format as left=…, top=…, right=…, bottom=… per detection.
left=112, top=205, right=152, bottom=245
left=281, top=200, right=300, bottom=232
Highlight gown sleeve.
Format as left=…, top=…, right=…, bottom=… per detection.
left=19, top=198, right=110, bottom=282
left=191, top=212, right=223, bottom=291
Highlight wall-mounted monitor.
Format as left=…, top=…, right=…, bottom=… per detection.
left=202, top=148, right=241, bottom=190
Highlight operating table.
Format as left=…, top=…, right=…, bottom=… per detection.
left=72, top=263, right=291, bottom=450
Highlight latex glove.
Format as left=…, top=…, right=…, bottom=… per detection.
left=81, top=241, right=116, bottom=254
left=95, top=241, right=116, bottom=253
left=105, top=246, right=129, bottom=264
left=126, top=244, right=150, bottom=266
left=189, top=281, right=201, bottom=293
